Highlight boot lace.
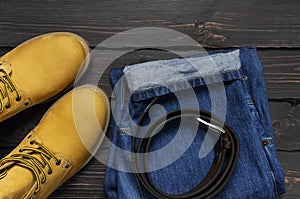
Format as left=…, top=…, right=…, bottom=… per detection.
left=0, top=140, right=61, bottom=193
left=0, top=61, right=21, bottom=112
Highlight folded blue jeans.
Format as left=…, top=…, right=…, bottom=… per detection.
left=104, top=47, right=286, bottom=198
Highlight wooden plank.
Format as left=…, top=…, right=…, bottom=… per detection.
left=50, top=151, right=300, bottom=198
left=270, top=101, right=300, bottom=151
left=277, top=152, right=300, bottom=199
left=1, top=101, right=298, bottom=152
left=0, top=0, right=300, bottom=48
left=0, top=48, right=300, bottom=149
left=258, top=50, right=300, bottom=99
left=49, top=158, right=107, bottom=199
left=1, top=48, right=300, bottom=99
left=99, top=49, right=300, bottom=99
left=1, top=150, right=298, bottom=198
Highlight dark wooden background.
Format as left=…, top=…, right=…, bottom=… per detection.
left=0, top=0, right=299, bottom=198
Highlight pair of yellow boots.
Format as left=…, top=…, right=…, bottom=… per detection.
left=0, top=32, right=110, bottom=198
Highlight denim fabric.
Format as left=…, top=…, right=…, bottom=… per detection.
left=104, top=47, right=286, bottom=199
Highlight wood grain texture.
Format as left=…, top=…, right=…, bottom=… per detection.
left=0, top=0, right=300, bottom=48
left=258, top=50, right=300, bottom=99
left=49, top=158, right=107, bottom=199
left=270, top=101, right=300, bottom=151
left=277, top=152, right=300, bottom=199
left=0, top=0, right=299, bottom=197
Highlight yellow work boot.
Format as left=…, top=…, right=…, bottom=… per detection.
left=0, top=85, right=110, bottom=198
left=0, top=32, right=90, bottom=122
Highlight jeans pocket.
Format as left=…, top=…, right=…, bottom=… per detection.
left=261, top=139, right=286, bottom=196
left=247, top=97, right=286, bottom=196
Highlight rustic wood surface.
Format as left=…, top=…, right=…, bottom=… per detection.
left=0, top=0, right=299, bottom=198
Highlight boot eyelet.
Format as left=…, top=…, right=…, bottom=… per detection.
left=30, top=140, right=35, bottom=145
left=56, top=160, right=61, bottom=166
left=65, top=164, right=70, bottom=169
left=5, top=104, right=10, bottom=109
left=48, top=170, right=52, bottom=175
left=24, top=101, right=29, bottom=106
left=16, top=97, right=22, bottom=102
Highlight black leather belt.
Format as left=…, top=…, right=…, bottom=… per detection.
left=131, top=98, right=240, bottom=199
